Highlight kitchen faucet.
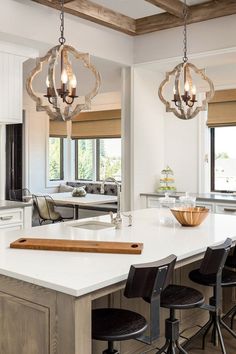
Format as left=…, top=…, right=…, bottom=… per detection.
left=101, top=177, right=122, bottom=228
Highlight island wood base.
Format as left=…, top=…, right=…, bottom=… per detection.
left=0, top=261, right=234, bottom=354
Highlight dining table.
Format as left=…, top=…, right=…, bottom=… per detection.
left=48, top=192, right=118, bottom=219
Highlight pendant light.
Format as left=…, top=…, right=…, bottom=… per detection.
left=158, top=0, right=214, bottom=120
left=26, top=0, right=101, bottom=121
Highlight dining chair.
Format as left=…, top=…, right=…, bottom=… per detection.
left=9, top=188, right=31, bottom=202
left=32, top=194, right=73, bottom=225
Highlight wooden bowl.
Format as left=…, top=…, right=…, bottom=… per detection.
left=170, top=207, right=209, bottom=227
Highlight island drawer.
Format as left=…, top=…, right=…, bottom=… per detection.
left=0, top=209, right=23, bottom=226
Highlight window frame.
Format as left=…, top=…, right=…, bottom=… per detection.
left=210, top=127, right=236, bottom=193
left=48, top=136, right=64, bottom=182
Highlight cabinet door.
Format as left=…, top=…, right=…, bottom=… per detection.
left=0, top=292, right=49, bottom=354
left=0, top=52, right=23, bottom=124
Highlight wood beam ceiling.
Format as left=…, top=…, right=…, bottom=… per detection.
left=31, top=0, right=136, bottom=36
left=31, top=0, right=236, bottom=36
left=145, top=0, right=187, bottom=18
left=136, top=0, right=236, bottom=34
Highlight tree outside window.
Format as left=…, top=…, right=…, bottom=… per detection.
left=49, top=137, right=64, bottom=181
left=211, top=127, right=236, bottom=192
left=75, top=138, right=121, bottom=181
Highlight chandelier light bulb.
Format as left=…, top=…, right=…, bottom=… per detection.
left=46, top=75, right=50, bottom=88
left=61, top=68, right=68, bottom=84
left=70, top=74, right=77, bottom=88
left=184, top=81, right=190, bottom=92
left=173, top=86, right=177, bottom=94
left=191, top=85, right=197, bottom=95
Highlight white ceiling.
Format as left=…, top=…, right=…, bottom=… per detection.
left=93, top=0, right=210, bottom=19
left=182, top=0, right=209, bottom=5
left=93, top=0, right=165, bottom=19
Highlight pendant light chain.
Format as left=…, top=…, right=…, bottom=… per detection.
left=183, top=0, right=188, bottom=63
left=59, top=0, right=66, bottom=45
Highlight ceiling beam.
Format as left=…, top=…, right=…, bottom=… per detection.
left=145, top=0, right=187, bottom=18
left=136, top=0, right=236, bottom=35
left=31, top=0, right=136, bottom=36
left=31, top=0, right=236, bottom=36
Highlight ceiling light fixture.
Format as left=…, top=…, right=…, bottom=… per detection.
left=158, top=0, right=214, bottom=120
left=26, top=0, right=101, bottom=121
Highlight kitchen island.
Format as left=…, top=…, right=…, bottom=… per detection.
left=0, top=208, right=236, bottom=354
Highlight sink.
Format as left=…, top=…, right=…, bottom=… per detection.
left=70, top=221, right=115, bottom=231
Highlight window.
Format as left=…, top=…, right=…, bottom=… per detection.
left=99, top=138, right=121, bottom=181
left=49, top=137, right=64, bottom=181
left=211, top=127, right=236, bottom=192
left=75, top=138, right=121, bottom=181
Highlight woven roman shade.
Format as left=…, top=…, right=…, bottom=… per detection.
left=71, top=109, right=121, bottom=139
left=49, top=120, right=68, bottom=138
left=207, top=89, right=236, bottom=127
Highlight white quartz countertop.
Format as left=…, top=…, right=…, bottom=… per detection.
left=0, top=208, right=236, bottom=297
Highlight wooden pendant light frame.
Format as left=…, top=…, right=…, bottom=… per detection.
left=26, top=44, right=101, bottom=121
left=158, top=62, right=215, bottom=120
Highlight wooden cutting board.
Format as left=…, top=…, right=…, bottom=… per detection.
left=10, top=238, right=143, bottom=255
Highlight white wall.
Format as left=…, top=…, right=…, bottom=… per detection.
left=134, top=14, right=236, bottom=64
left=132, top=68, right=165, bottom=209
left=163, top=114, right=199, bottom=193
left=0, top=0, right=133, bottom=65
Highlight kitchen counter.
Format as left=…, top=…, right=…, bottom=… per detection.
left=140, top=192, right=236, bottom=203
left=0, top=200, right=31, bottom=209
left=1, top=208, right=236, bottom=354
left=1, top=208, right=236, bottom=297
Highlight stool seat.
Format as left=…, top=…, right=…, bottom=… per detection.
left=92, top=308, right=148, bottom=342
left=189, top=268, right=236, bottom=287
left=226, top=255, right=236, bottom=269
left=161, top=284, right=204, bottom=310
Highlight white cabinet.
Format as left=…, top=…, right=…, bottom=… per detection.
left=0, top=208, right=23, bottom=230
left=141, top=195, right=236, bottom=216
left=147, top=197, right=160, bottom=208
left=0, top=205, right=32, bottom=232
left=0, top=41, right=37, bottom=124
left=215, top=203, right=236, bottom=215
left=0, top=52, right=24, bottom=124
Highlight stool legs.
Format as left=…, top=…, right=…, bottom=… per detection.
left=223, top=304, right=236, bottom=329
left=183, top=295, right=231, bottom=354
left=156, top=309, right=188, bottom=354
left=103, top=341, right=119, bottom=354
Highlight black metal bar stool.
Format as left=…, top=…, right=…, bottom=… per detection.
left=223, top=245, right=236, bottom=329
left=155, top=281, right=204, bottom=353
left=184, top=238, right=234, bottom=354
left=92, top=254, right=177, bottom=354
